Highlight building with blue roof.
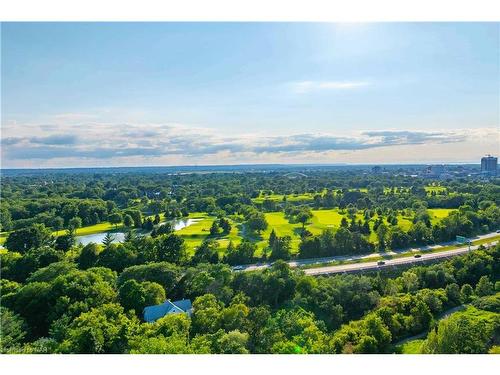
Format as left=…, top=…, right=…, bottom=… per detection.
left=143, top=299, right=193, bottom=323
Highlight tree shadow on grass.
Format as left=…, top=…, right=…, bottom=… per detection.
left=236, top=223, right=263, bottom=243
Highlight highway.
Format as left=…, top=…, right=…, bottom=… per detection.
left=304, top=240, right=498, bottom=276
left=234, top=231, right=500, bottom=275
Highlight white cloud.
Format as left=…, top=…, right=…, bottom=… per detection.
left=291, top=80, right=371, bottom=94
left=2, top=120, right=498, bottom=168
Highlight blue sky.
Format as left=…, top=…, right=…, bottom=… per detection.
left=1, top=22, right=499, bottom=167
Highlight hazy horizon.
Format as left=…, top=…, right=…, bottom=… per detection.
left=0, top=160, right=487, bottom=171
left=1, top=22, right=499, bottom=168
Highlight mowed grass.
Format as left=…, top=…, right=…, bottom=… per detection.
left=425, top=185, right=447, bottom=195
left=176, top=213, right=216, bottom=254
left=428, top=208, right=455, bottom=224
left=0, top=232, right=7, bottom=245
left=53, top=212, right=167, bottom=237
left=159, top=208, right=451, bottom=257
left=53, top=221, right=124, bottom=237
left=252, top=193, right=316, bottom=204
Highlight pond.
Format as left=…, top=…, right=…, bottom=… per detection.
left=76, top=231, right=126, bottom=246
left=166, top=218, right=201, bottom=231
left=75, top=217, right=200, bottom=245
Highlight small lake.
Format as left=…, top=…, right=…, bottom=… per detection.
left=164, top=218, right=200, bottom=231
left=75, top=217, right=200, bottom=245
left=76, top=231, right=126, bottom=246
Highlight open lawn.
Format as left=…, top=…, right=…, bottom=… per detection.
left=0, top=232, right=7, bottom=245
left=428, top=208, right=455, bottom=224
left=425, top=185, right=447, bottom=195
left=252, top=192, right=316, bottom=204
left=397, top=339, right=424, bottom=354
left=53, top=221, right=125, bottom=237
left=53, top=212, right=168, bottom=237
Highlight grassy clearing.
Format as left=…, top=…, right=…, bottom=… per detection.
left=0, top=232, right=7, bottom=245
left=425, top=185, right=447, bottom=195
left=53, top=221, right=125, bottom=237
left=428, top=208, right=454, bottom=224
left=52, top=212, right=168, bottom=238
left=252, top=192, right=316, bottom=204
left=309, top=209, right=344, bottom=234
left=398, top=339, right=424, bottom=354
left=176, top=213, right=216, bottom=254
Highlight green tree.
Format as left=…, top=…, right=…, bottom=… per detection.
left=117, top=262, right=181, bottom=296
left=224, top=240, right=256, bottom=265
left=59, top=303, right=139, bottom=354
left=246, top=212, right=268, bottom=234
left=68, top=217, right=82, bottom=231
left=217, top=330, right=249, bottom=354
left=475, top=276, right=494, bottom=297
left=376, top=223, right=388, bottom=250
left=78, top=243, right=100, bottom=269
left=119, top=279, right=146, bottom=314
left=192, top=294, right=223, bottom=334
left=0, top=307, right=27, bottom=353
left=123, top=214, right=134, bottom=228
left=54, top=233, right=75, bottom=252
left=218, top=218, right=232, bottom=234
left=142, top=281, right=166, bottom=307
left=268, top=229, right=277, bottom=249
left=270, top=236, right=292, bottom=260
left=460, top=284, right=474, bottom=303
left=51, top=216, right=64, bottom=231
left=192, top=239, right=220, bottom=264
left=108, top=212, right=123, bottom=229
left=97, top=244, right=137, bottom=272
left=209, top=221, right=219, bottom=236
left=155, top=233, right=187, bottom=264
left=7, top=281, right=53, bottom=337
left=5, top=224, right=53, bottom=253
left=102, top=232, right=115, bottom=249
left=296, top=208, right=313, bottom=230
left=445, top=283, right=462, bottom=305
left=422, top=308, right=494, bottom=354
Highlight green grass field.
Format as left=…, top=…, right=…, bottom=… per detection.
left=428, top=208, right=455, bottom=224
left=180, top=208, right=447, bottom=257
left=0, top=206, right=456, bottom=257
left=398, top=339, right=425, bottom=354
left=425, top=185, right=447, bottom=195
left=0, top=232, right=7, bottom=245
left=252, top=192, right=316, bottom=204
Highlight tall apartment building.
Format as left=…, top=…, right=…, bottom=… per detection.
left=481, top=155, right=498, bottom=176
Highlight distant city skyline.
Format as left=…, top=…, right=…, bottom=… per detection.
left=1, top=22, right=499, bottom=168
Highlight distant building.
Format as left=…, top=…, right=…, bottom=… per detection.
left=424, top=164, right=446, bottom=178
left=143, top=299, right=193, bottom=323
left=481, top=155, right=497, bottom=176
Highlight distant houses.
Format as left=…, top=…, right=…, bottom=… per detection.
left=143, top=299, right=193, bottom=323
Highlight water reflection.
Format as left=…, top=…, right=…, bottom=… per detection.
left=75, top=217, right=200, bottom=245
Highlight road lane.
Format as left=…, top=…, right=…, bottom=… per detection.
left=304, top=240, right=498, bottom=276
left=234, top=231, right=499, bottom=275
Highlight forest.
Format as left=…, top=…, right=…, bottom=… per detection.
left=1, top=168, right=499, bottom=353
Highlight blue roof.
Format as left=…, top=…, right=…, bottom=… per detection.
left=143, top=299, right=192, bottom=323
